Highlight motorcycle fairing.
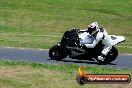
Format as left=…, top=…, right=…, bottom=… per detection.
left=109, top=35, right=125, bottom=45
left=79, top=32, right=125, bottom=46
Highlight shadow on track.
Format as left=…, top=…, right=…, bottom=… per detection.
left=62, top=59, right=98, bottom=64
left=47, top=59, right=117, bottom=65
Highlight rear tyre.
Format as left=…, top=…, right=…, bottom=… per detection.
left=96, top=47, right=118, bottom=65
left=49, top=44, right=69, bottom=61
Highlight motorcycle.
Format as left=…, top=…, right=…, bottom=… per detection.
left=49, top=28, right=125, bottom=64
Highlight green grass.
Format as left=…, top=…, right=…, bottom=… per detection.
left=0, top=0, right=132, bottom=53
left=0, top=60, right=132, bottom=88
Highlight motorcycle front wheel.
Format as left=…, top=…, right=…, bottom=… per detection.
left=96, top=47, right=118, bottom=65
left=49, top=44, right=69, bottom=61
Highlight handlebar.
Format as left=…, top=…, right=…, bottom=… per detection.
left=78, top=29, right=88, bottom=33
left=70, top=28, right=88, bottom=33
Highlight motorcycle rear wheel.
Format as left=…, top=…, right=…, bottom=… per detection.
left=49, top=44, right=69, bottom=61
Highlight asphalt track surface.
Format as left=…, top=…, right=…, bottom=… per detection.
left=0, top=47, right=132, bottom=68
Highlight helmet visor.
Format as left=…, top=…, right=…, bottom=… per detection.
left=88, top=27, right=96, bottom=35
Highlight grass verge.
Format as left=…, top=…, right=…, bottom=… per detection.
left=0, top=0, right=132, bottom=53
left=0, top=60, right=132, bottom=88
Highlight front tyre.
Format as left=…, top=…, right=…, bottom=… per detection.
left=49, top=44, right=69, bottom=61
left=96, top=47, right=118, bottom=64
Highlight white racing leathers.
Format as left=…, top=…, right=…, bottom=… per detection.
left=80, top=28, right=113, bottom=56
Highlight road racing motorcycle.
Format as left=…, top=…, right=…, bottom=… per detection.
left=49, top=28, right=125, bottom=64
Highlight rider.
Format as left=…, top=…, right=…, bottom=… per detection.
left=81, top=22, right=113, bottom=61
